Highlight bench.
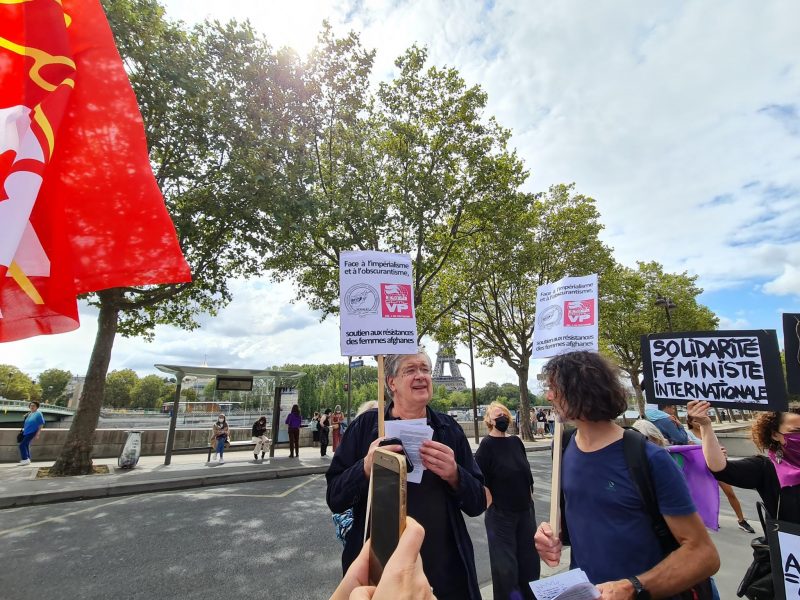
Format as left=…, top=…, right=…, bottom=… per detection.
left=169, top=440, right=266, bottom=462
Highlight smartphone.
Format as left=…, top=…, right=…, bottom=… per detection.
left=378, top=437, right=413, bottom=472
left=368, top=448, right=408, bottom=585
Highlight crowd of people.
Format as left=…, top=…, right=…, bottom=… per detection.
left=323, top=348, right=797, bottom=600
left=20, top=346, right=792, bottom=598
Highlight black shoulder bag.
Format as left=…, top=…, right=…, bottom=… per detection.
left=736, top=502, right=774, bottom=599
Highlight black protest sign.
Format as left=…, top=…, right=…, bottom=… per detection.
left=767, top=517, right=800, bottom=600
left=641, top=330, right=787, bottom=411
left=784, top=314, right=800, bottom=395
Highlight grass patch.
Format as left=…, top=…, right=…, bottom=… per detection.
left=35, top=465, right=111, bottom=479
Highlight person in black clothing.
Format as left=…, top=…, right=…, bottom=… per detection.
left=688, top=400, right=800, bottom=524
left=251, top=416, right=269, bottom=461
left=326, top=349, right=486, bottom=600
left=319, top=408, right=331, bottom=457
left=475, top=401, right=540, bottom=600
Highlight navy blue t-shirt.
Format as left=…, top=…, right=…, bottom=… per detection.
left=562, top=436, right=696, bottom=585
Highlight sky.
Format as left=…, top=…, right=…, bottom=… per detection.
left=1, top=0, right=799, bottom=390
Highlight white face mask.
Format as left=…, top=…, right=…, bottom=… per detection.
left=218, top=418, right=224, bottom=423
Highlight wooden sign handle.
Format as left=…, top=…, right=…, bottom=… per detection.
left=549, top=419, right=564, bottom=540
left=377, top=355, right=385, bottom=437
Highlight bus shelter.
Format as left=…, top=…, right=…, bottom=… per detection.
left=154, top=364, right=304, bottom=465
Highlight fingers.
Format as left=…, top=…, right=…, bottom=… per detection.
left=394, top=517, right=425, bottom=558
left=375, top=518, right=432, bottom=599
left=534, top=521, right=562, bottom=567
left=348, top=586, right=377, bottom=600
left=536, top=521, right=554, bottom=539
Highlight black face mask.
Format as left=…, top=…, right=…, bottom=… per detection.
left=494, top=416, right=510, bottom=433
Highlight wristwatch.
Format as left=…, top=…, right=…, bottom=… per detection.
left=627, top=576, right=651, bottom=599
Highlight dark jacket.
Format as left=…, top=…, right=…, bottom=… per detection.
left=252, top=421, right=267, bottom=437
left=652, top=416, right=689, bottom=445
left=326, top=401, right=486, bottom=600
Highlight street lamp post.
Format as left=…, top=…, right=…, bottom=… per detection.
left=655, top=295, right=676, bottom=332
left=456, top=358, right=480, bottom=444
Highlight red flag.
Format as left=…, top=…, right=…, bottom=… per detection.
left=0, top=0, right=191, bottom=342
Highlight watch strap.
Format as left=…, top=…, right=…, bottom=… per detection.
left=627, top=576, right=650, bottom=599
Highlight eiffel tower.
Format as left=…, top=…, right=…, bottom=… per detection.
left=432, top=345, right=467, bottom=391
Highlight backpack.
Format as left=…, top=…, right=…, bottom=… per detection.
left=736, top=502, right=774, bottom=599
left=559, top=428, right=713, bottom=600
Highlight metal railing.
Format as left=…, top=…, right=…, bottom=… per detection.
left=0, top=398, right=75, bottom=415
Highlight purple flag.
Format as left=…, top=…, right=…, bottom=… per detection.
left=668, top=445, right=720, bottom=531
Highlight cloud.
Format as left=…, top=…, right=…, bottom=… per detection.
left=763, top=264, right=800, bottom=297
left=717, top=315, right=751, bottom=330
left=6, top=0, right=800, bottom=392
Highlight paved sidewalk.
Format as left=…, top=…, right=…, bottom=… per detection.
left=0, top=436, right=552, bottom=509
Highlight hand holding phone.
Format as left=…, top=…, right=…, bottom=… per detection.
left=368, top=448, right=408, bottom=585
left=364, top=437, right=403, bottom=478
left=329, top=517, right=434, bottom=600
left=379, top=437, right=414, bottom=472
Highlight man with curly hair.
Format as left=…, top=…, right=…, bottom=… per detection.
left=534, top=351, right=719, bottom=599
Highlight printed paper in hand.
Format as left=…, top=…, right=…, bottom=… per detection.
left=384, top=418, right=433, bottom=484
left=529, top=569, right=600, bottom=600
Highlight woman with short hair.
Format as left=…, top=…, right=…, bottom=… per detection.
left=475, top=401, right=539, bottom=599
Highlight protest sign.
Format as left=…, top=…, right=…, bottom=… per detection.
left=784, top=314, right=800, bottom=395
left=641, top=330, right=787, bottom=411
left=766, top=518, right=800, bottom=600
left=339, top=250, right=418, bottom=357
left=532, top=274, right=598, bottom=358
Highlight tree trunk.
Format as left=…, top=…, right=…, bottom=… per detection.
left=629, top=371, right=645, bottom=417
left=517, top=367, right=533, bottom=442
left=50, top=289, right=122, bottom=476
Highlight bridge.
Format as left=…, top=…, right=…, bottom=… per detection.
left=0, top=399, right=75, bottom=425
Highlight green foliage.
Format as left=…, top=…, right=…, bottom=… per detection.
left=278, top=363, right=380, bottom=418
left=267, top=30, right=526, bottom=339
left=131, top=374, right=172, bottom=409
left=95, top=0, right=302, bottom=337
left=434, top=184, right=614, bottom=439
left=0, top=365, right=40, bottom=401
left=37, top=368, right=73, bottom=405
left=599, top=261, right=719, bottom=412
left=103, top=369, right=139, bottom=408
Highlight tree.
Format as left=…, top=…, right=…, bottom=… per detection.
left=131, top=374, right=171, bottom=409
left=103, top=369, right=139, bottom=408
left=0, top=365, right=39, bottom=401
left=51, top=0, right=299, bottom=474
left=477, top=382, right=501, bottom=405
left=38, top=369, right=73, bottom=405
left=599, top=261, right=719, bottom=415
left=436, top=184, right=614, bottom=440
left=267, top=32, right=526, bottom=339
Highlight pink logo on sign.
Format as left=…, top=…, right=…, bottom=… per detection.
left=381, top=284, right=413, bottom=318
left=564, top=300, right=594, bottom=326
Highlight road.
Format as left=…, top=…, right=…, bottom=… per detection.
left=0, top=453, right=757, bottom=600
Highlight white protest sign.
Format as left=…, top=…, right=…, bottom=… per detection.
left=641, top=330, right=787, bottom=411
left=766, top=519, right=800, bottom=600
left=339, top=250, right=418, bottom=356
left=532, top=274, right=598, bottom=358
left=778, top=531, right=800, bottom=598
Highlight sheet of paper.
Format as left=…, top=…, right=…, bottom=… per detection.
left=529, top=569, right=599, bottom=600
left=384, top=418, right=433, bottom=484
